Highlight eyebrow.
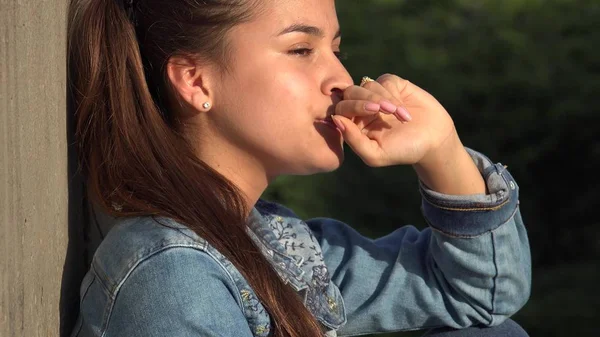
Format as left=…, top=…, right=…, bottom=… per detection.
left=277, top=24, right=342, bottom=40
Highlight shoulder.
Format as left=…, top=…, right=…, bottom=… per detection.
left=100, top=235, right=251, bottom=336
left=90, top=216, right=239, bottom=302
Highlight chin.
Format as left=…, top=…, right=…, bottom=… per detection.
left=280, top=129, right=345, bottom=175
left=284, top=148, right=344, bottom=176
left=308, top=148, right=345, bottom=174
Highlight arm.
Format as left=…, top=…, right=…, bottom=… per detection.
left=104, top=247, right=254, bottom=337
left=306, top=149, right=531, bottom=336
left=413, top=131, right=487, bottom=195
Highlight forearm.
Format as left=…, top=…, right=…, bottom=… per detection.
left=311, top=149, right=531, bottom=335
left=413, top=132, right=486, bottom=195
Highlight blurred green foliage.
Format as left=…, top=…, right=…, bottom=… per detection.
left=263, top=0, right=600, bottom=336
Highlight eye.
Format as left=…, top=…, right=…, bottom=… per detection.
left=288, top=48, right=348, bottom=61
left=288, top=48, right=314, bottom=57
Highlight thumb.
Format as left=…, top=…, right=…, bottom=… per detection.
left=331, top=115, right=379, bottom=165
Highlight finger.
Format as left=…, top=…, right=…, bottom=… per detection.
left=331, top=115, right=382, bottom=167
left=368, top=77, right=413, bottom=122
left=376, top=74, right=414, bottom=121
left=376, top=74, right=411, bottom=97
left=361, top=80, right=405, bottom=107
left=362, top=81, right=410, bottom=123
left=334, top=100, right=382, bottom=119
left=345, top=85, right=410, bottom=122
left=343, top=86, right=397, bottom=114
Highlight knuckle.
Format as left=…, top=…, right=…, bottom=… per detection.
left=363, top=156, right=380, bottom=167
left=355, top=101, right=365, bottom=112
left=389, top=95, right=403, bottom=106
left=377, top=73, right=395, bottom=82
left=377, top=73, right=407, bottom=86
left=343, top=88, right=353, bottom=100
left=366, top=93, right=380, bottom=102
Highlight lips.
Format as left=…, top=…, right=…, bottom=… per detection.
left=315, top=115, right=337, bottom=129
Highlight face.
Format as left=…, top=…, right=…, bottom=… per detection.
left=209, top=0, right=353, bottom=179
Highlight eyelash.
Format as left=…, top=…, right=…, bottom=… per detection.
left=289, top=48, right=348, bottom=61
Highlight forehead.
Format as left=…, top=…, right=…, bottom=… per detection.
left=254, top=0, right=340, bottom=36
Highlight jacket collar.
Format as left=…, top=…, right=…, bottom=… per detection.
left=246, top=200, right=331, bottom=292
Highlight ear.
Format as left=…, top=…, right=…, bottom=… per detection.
left=166, top=56, right=215, bottom=114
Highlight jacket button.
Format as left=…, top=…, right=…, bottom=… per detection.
left=327, top=296, right=337, bottom=311
left=256, top=325, right=268, bottom=334
left=240, top=289, right=251, bottom=301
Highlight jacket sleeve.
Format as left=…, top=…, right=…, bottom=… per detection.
left=306, top=149, right=532, bottom=336
left=104, top=247, right=255, bottom=337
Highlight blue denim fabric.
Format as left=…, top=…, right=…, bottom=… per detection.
left=70, top=149, right=531, bottom=337
left=423, top=318, right=529, bottom=337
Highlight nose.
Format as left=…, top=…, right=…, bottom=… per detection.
left=321, top=56, right=354, bottom=101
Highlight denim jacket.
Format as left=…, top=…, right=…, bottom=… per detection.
left=70, top=149, right=531, bottom=337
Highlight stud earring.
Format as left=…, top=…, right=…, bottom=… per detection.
left=202, top=102, right=211, bottom=109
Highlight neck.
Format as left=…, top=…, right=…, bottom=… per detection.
left=193, top=140, right=272, bottom=213
left=178, top=114, right=276, bottom=212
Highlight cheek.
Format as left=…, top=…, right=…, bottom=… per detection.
left=272, top=72, right=318, bottom=115
left=220, top=58, right=323, bottom=149
left=247, top=72, right=317, bottom=125
left=226, top=48, right=318, bottom=113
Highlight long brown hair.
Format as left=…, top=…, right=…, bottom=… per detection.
left=67, top=0, right=324, bottom=336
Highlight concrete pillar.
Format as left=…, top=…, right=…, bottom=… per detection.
left=1, top=0, right=71, bottom=336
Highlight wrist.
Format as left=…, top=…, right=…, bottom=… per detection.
left=417, top=130, right=463, bottom=170
left=413, top=132, right=487, bottom=195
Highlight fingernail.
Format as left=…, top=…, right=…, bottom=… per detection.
left=379, top=100, right=398, bottom=114
left=394, top=111, right=404, bottom=122
left=397, top=106, right=412, bottom=121
left=331, top=116, right=346, bottom=132
left=365, top=102, right=381, bottom=112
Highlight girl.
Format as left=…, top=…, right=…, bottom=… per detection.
left=68, top=0, right=531, bottom=336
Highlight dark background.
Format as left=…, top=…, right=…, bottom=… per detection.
left=262, top=0, right=600, bottom=336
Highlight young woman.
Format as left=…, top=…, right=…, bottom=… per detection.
left=68, top=0, right=531, bottom=336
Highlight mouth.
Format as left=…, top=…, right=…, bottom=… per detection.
left=315, top=115, right=337, bottom=129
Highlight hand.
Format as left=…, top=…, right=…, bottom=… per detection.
left=332, top=74, right=458, bottom=167
left=332, top=74, right=486, bottom=195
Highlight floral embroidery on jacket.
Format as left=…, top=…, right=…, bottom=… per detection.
left=249, top=201, right=340, bottom=320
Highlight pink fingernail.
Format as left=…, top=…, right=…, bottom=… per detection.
left=394, top=111, right=404, bottom=122
left=365, top=102, right=381, bottom=112
left=379, top=100, right=398, bottom=113
left=331, top=116, right=346, bottom=132
left=397, top=106, right=412, bottom=121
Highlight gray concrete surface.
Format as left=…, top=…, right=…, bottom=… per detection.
left=1, top=0, right=69, bottom=336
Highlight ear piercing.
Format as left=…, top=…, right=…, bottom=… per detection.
left=202, top=102, right=211, bottom=109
